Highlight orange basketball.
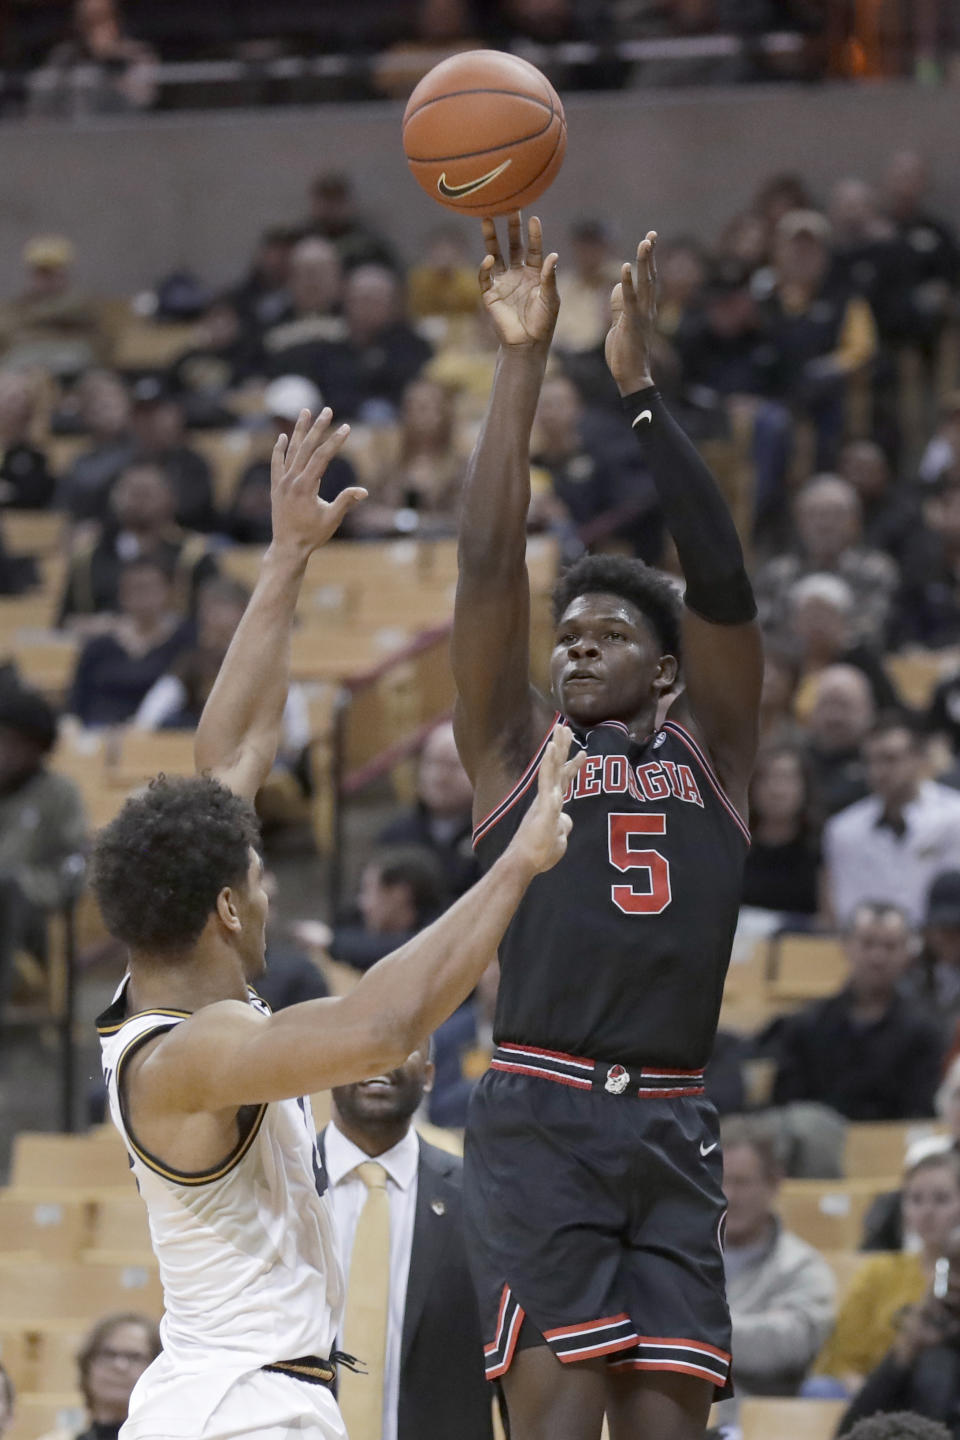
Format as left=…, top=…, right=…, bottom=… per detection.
left=402, top=50, right=566, bottom=216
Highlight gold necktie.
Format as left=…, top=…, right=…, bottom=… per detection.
left=339, top=1160, right=391, bottom=1440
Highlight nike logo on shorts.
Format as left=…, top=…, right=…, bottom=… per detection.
left=437, top=160, right=513, bottom=199
left=632, top=410, right=653, bottom=428
left=699, top=1141, right=717, bottom=1157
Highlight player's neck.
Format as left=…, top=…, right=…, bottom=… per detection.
left=126, top=939, right=249, bottom=1016
left=333, top=1114, right=411, bottom=1159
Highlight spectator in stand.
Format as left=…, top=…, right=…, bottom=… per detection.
left=863, top=1083, right=960, bottom=1253
left=755, top=474, right=898, bottom=649
left=803, top=664, right=874, bottom=816
left=654, top=235, right=707, bottom=335
left=378, top=721, right=479, bottom=901
left=0, top=1361, right=12, bottom=1438
left=881, top=149, right=959, bottom=360
left=57, top=370, right=135, bottom=523
left=838, top=1226, right=960, bottom=1435
left=227, top=226, right=297, bottom=337
left=823, top=714, right=960, bottom=927
left=754, top=173, right=816, bottom=236
left=58, top=462, right=217, bottom=627
left=815, top=1149, right=960, bottom=1395
left=66, top=557, right=191, bottom=729
left=349, top=378, right=468, bottom=539
left=0, top=234, right=105, bottom=378
left=772, top=901, right=942, bottom=1121
left=0, top=373, right=55, bottom=510
left=898, top=473, right=960, bottom=650
left=742, top=742, right=822, bottom=919
left=304, top=171, right=397, bottom=273
left=758, top=642, right=803, bottom=745
left=928, top=669, right=960, bottom=759
left=0, top=682, right=87, bottom=1024
left=221, top=376, right=358, bottom=545
left=171, top=298, right=262, bottom=428
left=407, top=225, right=478, bottom=323
left=828, top=178, right=901, bottom=329
left=134, top=576, right=310, bottom=774
left=529, top=372, right=662, bottom=561
left=31, top=0, right=157, bottom=119
left=908, top=873, right=960, bottom=1043
left=127, top=375, right=216, bottom=533
left=785, top=574, right=899, bottom=718
left=262, top=237, right=344, bottom=370
left=919, top=393, right=960, bottom=488
left=710, top=1115, right=835, bottom=1426
left=271, top=265, right=432, bottom=422
left=552, top=218, right=621, bottom=356
left=838, top=439, right=922, bottom=566
left=715, top=210, right=770, bottom=280
left=37, top=1311, right=162, bottom=1440
left=321, top=1046, right=494, bottom=1440
left=758, top=210, right=877, bottom=468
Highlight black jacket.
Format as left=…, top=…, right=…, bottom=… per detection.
left=320, top=1130, right=493, bottom=1440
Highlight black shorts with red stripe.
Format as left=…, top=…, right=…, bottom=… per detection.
left=463, top=1046, right=732, bottom=1398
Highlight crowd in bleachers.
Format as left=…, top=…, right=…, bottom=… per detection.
left=4, top=131, right=960, bottom=1437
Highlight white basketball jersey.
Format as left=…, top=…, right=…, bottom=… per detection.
left=97, top=980, right=345, bottom=1436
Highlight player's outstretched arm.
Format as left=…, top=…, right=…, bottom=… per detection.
left=146, top=728, right=585, bottom=1107
left=194, top=409, right=365, bottom=800
left=453, top=212, right=559, bottom=808
left=604, top=232, right=762, bottom=813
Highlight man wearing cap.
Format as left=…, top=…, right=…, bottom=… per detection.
left=222, top=377, right=360, bottom=544
left=758, top=209, right=878, bottom=469
left=0, top=682, right=87, bottom=1023
left=0, top=235, right=105, bottom=377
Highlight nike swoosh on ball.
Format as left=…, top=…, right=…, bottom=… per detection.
left=437, top=159, right=512, bottom=198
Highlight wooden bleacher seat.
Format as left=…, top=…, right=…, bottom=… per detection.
left=820, top=1250, right=872, bottom=1304
left=106, top=727, right=197, bottom=787
left=845, top=1120, right=949, bottom=1180
left=0, top=1324, right=33, bottom=1393
left=27, top=1323, right=89, bottom=1393
left=10, top=1132, right=133, bottom=1193
left=110, top=316, right=197, bottom=371
left=778, top=1179, right=894, bottom=1251
left=86, top=1196, right=151, bottom=1258
left=768, top=934, right=847, bottom=1003
left=5, top=1390, right=85, bottom=1440
left=289, top=623, right=410, bottom=684
left=739, top=1397, right=847, bottom=1440
left=0, top=1195, right=87, bottom=1263
left=9, top=635, right=79, bottom=700
left=0, top=1259, right=161, bottom=1323
left=190, top=429, right=255, bottom=510
left=0, top=593, right=62, bottom=638
left=886, top=651, right=946, bottom=710
left=1, top=511, right=65, bottom=558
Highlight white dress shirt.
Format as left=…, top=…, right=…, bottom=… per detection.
left=326, top=1123, right=420, bottom=1440
left=824, top=780, right=960, bottom=925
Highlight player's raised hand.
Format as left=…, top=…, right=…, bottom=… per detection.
left=270, top=408, right=367, bottom=558
left=479, top=212, right=559, bottom=350
left=604, top=230, right=657, bottom=396
left=512, top=725, right=584, bottom=874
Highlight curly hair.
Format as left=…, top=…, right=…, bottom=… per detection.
left=846, top=1415, right=952, bottom=1440
left=92, top=775, right=260, bottom=956
left=552, top=555, right=683, bottom=658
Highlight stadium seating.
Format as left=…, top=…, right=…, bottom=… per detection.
left=844, top=1119, right=949, bottom=1180
left=767, top=934, right=848, bottom=1003
left=778, top=1179, right=894, bottom=1251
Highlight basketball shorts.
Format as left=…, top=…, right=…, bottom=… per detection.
left=463, top=1045, right=732, bottom=1398
left=120, top=1360, right=347, bottom=1440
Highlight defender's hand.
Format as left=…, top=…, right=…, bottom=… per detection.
left=479, top=213, right=559, bottom=351
left=270, top=408, right=367, bottom=558
left=605, top=231, right=657, bottom=396
left=511, top=725, right=584, bottom=874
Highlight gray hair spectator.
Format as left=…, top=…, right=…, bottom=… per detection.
left=38, top=1311, right=162, bottom=1440
left=804, top=663, right=875, bottom=816
left=786, top=574, right=898, bottom=716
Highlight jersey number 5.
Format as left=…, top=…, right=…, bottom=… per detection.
left=608, top=813, right=672, bottom=915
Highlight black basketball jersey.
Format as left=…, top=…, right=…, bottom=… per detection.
left=474, top=714, right=750, bottom=1070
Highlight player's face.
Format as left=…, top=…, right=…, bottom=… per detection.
left=551, top=592, right=674, bottom=728
left=332, top=1047, right=435, bottom=1131
left=236, top=849, right=269, bottom=980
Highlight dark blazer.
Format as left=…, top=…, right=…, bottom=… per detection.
left=320, top=1129, right=493, bottom=1440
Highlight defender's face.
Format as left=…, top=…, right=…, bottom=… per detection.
left=550, top=593, right=674, bottom=728
left=237, top=849, right=270, bottom=980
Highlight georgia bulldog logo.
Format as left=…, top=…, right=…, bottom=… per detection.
left=604, top=1064, right=631, bottom=1095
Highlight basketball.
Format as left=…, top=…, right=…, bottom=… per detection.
left=402, top=50, right=566, bottom=216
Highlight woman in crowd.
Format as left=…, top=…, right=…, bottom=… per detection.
left=742, top=742, right=822, bottom=918
left=863, top=1069, right=960, bottom=1252
left=39, top=1312, right=161, bottom=1440
left=813, top=1149, right=960, bottom=1393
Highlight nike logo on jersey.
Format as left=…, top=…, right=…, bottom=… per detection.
left=700, top=1141, right=717, bottom=1157
left=632, top=410, right=653, bottom=428
left=437, top=160, right=512, bottom=199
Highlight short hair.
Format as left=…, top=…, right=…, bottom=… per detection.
left=369, top=845, right=447, bottom=926
left=866, top=710, right=926, bottom=748
left=77, top=1312, right=161, bottom=1410
left=846, top=900, right=912, bottom=936
left=846, top=1415, right=952, bottom=1440
left=788, top=571, right=855, bottom=615
left=92, top=775, right=260, bottom=956
left=552, top=556, right=683, bottom=659
left=719, top=1114, right=781, bottom=1182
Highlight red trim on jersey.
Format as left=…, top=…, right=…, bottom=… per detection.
left=484, top=1286, right=525, bottom=1379
left=660, top=721, right=751, bottom=845
left=556, top=1333, right=641, bottom=1362
left=472, top=713, right=561, bottom=847
left=499, top=1042, right=596, bottom=1070
left=635, top=1337, right=731, bottom=1362
left=490, top=1059, right=593, bottom=1089
left=609, top=1358, right=728, bottom=1385
left=483, top=1285, right=510, bottom=1357
left=544, top=1312, right=632, bottom=1340
left=635, top=1086, right=705, bottom=1098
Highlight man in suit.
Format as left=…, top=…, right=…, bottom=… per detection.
left=320, top=1046, right=493, bottom=1440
